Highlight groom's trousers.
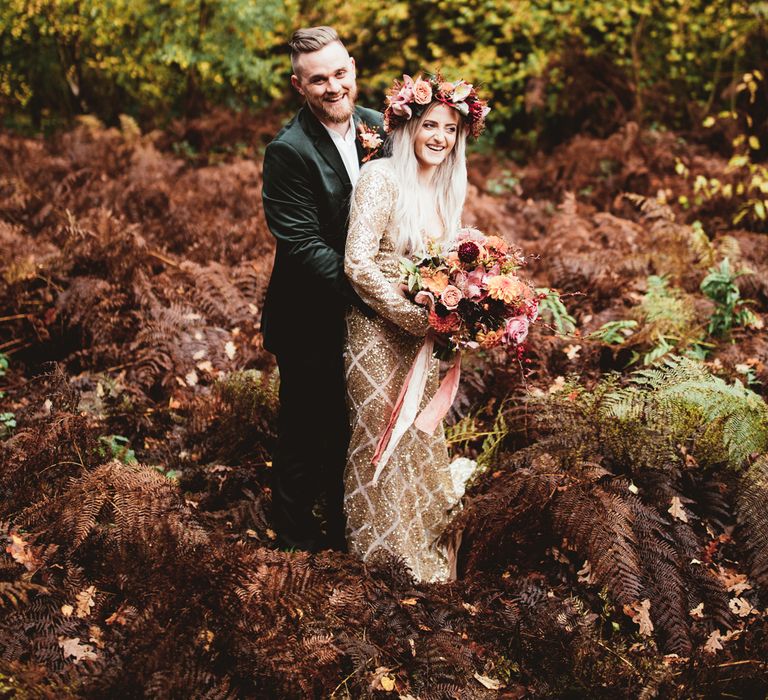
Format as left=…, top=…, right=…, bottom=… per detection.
left=272, top=351, right=349, bottom=552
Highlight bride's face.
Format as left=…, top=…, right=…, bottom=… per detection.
left=412, top=103, right=460, bottom=172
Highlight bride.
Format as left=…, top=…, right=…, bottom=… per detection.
left=343, top=75, right=489, bottom=582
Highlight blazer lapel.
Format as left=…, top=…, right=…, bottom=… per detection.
left=299, top=107, right=351, bottom=188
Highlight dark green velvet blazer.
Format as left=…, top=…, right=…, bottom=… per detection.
left=261, top=105, right=384, bottom=357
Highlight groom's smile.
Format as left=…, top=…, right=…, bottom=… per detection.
left=291, top=41, right=358, bottom=127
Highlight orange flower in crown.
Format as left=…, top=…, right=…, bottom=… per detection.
left=384, top=73, right=491, bottom=138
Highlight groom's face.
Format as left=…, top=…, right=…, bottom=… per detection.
left=291, top=42, right=358, bottom=125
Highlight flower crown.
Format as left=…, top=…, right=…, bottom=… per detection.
left=383, top=73, right=491, bottom=138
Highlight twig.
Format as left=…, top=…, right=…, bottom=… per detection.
left=0, top=338, right=24, bottom=351
left=0, top=314, right=30, bottom=323
left=716, top=659, right=764, bottom=668
left=104, top=360, right=139, bottom=372
left=149, top=250, right=181, bottom=268
left=595, top=640, right=641, bottom=676
left=330, top=657, right=373, bottom=696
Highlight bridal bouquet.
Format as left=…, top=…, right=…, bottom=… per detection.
left=399, top=227, right=539, bottom=357
left=372, top=228, right=539, bottom=481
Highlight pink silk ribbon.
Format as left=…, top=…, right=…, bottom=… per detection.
left=371, top=337, right=462, bottom=484
left=414, top=351, right=462, bottom=434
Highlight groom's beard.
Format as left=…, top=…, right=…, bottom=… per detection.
left=317, top=83, right=358, bottom=124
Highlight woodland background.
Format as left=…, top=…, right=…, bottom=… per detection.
left=1, top=1, right=768, bottom=698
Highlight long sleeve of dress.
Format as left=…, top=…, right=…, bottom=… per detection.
left=344, top=166, right=430, bottom=336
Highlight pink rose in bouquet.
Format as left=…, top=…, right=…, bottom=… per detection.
left=440, top=285, right=463, bottom=310
left=505, top=315, right=530, bottom=344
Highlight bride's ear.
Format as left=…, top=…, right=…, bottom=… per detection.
left=349, top=57, right=356, bottom=72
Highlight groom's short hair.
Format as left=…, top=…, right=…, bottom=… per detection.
left=289, top=26, right=343, bottom=74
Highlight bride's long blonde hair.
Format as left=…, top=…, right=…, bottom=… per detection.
left=387, top=103, right=468, bottom=255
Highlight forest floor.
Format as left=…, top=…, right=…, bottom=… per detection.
left=1, top=110, right=767, bottom=699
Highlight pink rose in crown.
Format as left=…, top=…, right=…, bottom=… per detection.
left=505, top=315, right=529, bottom=344
left=440, top=285, right=463, bottom=310
left=413, top=78, right=433, bottom=105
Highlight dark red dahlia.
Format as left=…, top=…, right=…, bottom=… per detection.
left=458, top=241, right=480, bottom=263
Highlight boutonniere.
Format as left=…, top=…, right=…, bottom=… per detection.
left=358, top=122, right=383, bottom=163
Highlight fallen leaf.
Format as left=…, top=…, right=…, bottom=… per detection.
left=548, top=376, right=566, bottom=393
left=370, top=667, right=396, bottom=691
left=577, top=560, right=595, bottom=584
left=265, top=528, right=277, bottom=541
left=716, top=567, right=752, bottom=594
left=59, top=636, right=98, bottom=663
left=400, top=597, right=418, bottom=606
left=668, top=496, right=689, bottom=523
left=474, top=672, right=503, bottom=689
left=198, top=629, right=214, bottom=651
left=729, top=597, right=754, bottom=617
left=105, top=607, right=128, bottom=626
left=225, top=341, right=236, bottom=360
left=662, top=653, right=689, bottom=665
left=196, top=360, right=214, bottom=373
left=703, top=629, right=723, bottom=654
left=563, top=344, right=581, bottom=360
left=61, top=604, right=74, bottom=617
left=624, top=599, right=654, bottom=636
left=75, top=586, right=96, bottom=618
left=6, top=531, right=42, bottom=571
left=689, top=602, right=704, bottom=619
left=462, top=602, right=479, bottom=615
left=88, top=625, right=105, bottom=649
left=184, top=370, right=198, bottom=386
left=628, top=482, right=639, bottom=494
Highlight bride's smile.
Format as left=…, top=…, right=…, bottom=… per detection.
left=413, top=103, right=460, bottom=172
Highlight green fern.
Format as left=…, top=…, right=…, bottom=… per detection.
left=608, top=356, right=768, bottom=469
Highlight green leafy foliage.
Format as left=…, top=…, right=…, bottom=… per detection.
left=98, top=434, right=138, bottom=465
left=587, top=319, right=638, bottom=344
left=2, top=0, right=764, bottom=143
left=607, top=355, right=768, bottom=470
left=0, top=0, right=291, bottom=128
left=676, top=71, right=768, bottom=231
left=536, top=287, right=576, bottom=335
left=0, top=412, right=15, bottom=437
left=700, top=258, right=758, bottom=338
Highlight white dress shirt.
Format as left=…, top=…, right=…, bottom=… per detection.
left=321, top=117, right=360, bottom=185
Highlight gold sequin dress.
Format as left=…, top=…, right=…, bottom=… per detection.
left=343, top=159, right=460, bottom=583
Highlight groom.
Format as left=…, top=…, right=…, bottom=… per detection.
left=261, top=27, right=383, bottom=551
